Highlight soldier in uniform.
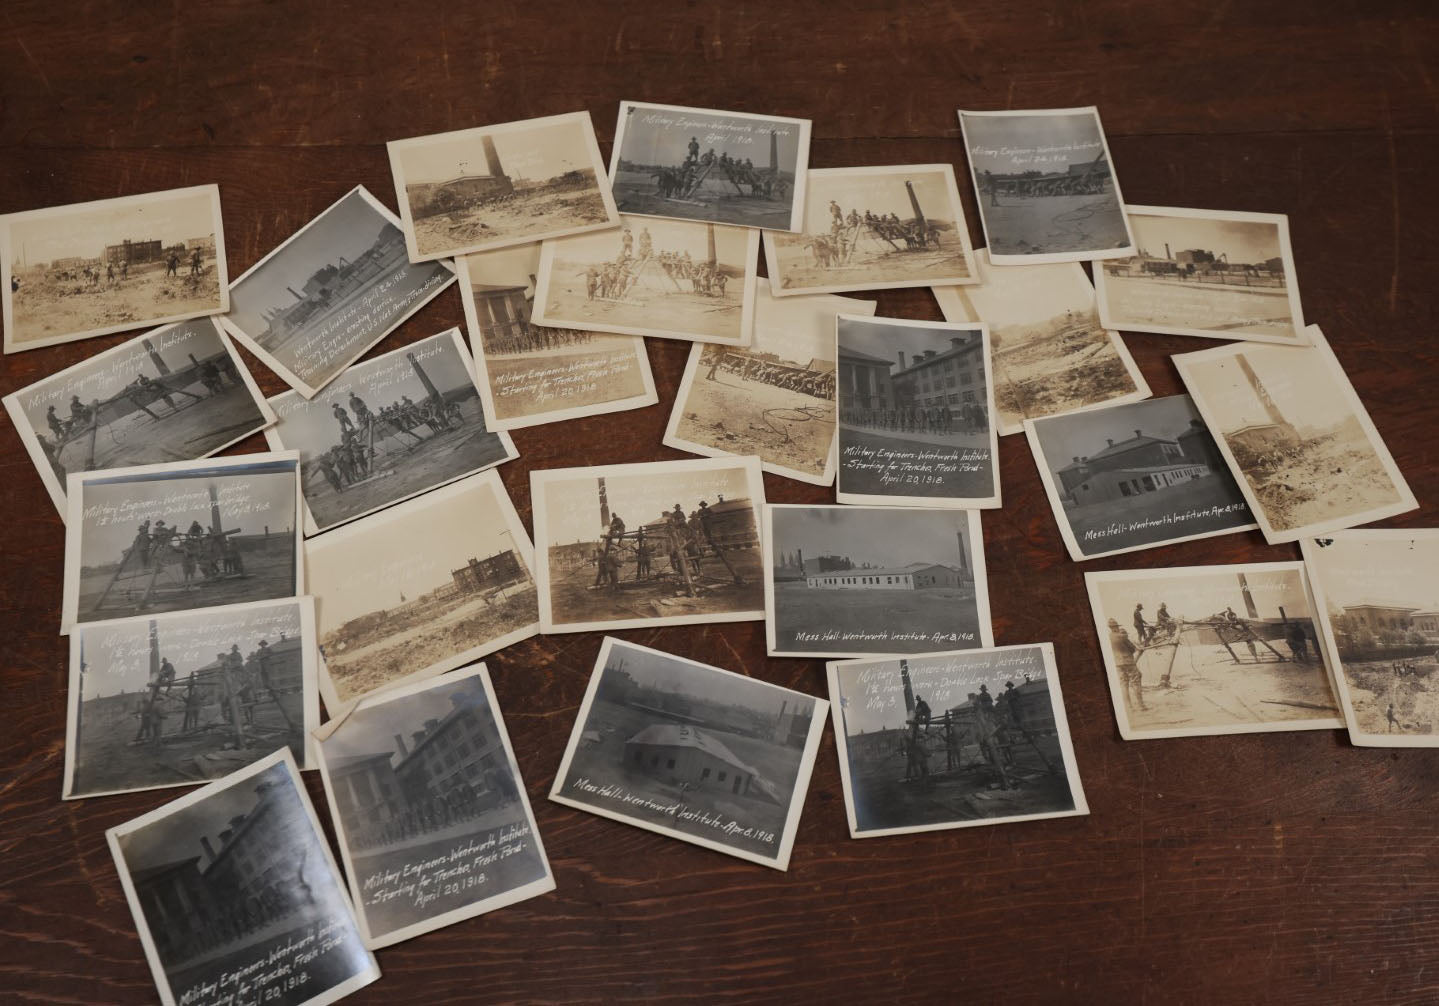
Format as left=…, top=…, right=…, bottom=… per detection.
left=696, top=499, right=719, bottom=552
left=634, top=527, right=652, bottom=580
left=46, top=405, right=66, bottom=441
left=1133, top=602, right=1151, bottom=644
left=190, top=248, right=203, bottom=277
left=333, top=402, right=354, bottom=434
left=317, top=454, right=343, bottom=495
left=157, top=656, right=177, bottom=694
left=226, top=644, right=253, bottom=725
left=1109, top=618, right=1148, bottom=712
left=181, top=674, right=203, bottom=732
left=620, top=227, right=633, bottom=260
left=977, top=683, right=993, bottom=714
left=913, top=695, right=932, bottom=729
left=166, top=251, right=180, bottom=277
left=255, top=638, right=274, bottom=692
left=687, top=136, right=700, bottom=165
left=70, top=395, right=90, bottom=426
left=638, top=227, right=652, bottom=260
left=348, top=393, right=373, bottom=430
left=131, top=521, right=153, bottom=569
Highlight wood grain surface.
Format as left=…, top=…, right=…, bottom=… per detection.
left=3, top=3, right=1438, bottom=1003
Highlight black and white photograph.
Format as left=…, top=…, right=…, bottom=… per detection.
left=305, top=471, right=538, bottom=712
left=218, top=186, right=455, bottom=398
left=763, top=165, right=977, bottom=296
left=836, top=314, right=1000, bottom=508
left=64, top=598, right=318, bottom=800
left=1301, top=531, right=1439, bottom=747
left=958, top=107, right=1134, bottom=264
left=532, top=216, right=758, bottom=346
left=1086, top=563, right=1342, bottom=740
left=1025, top=395, right=1258, bottom=561
left=933, top=248, right=1149, bottom=435
left=608, top=101, right=811, bottom=232
left=1094, top=206, right=1307, bottom=345
left=1174, top=325, right=1416, bottom=544
left=4, top=318, right=275, bottom=517
left=315, top=664, right=554, bottom=949
left=456, top=241, right=657, bottom=430
left=262, top=328, right=516, bottom=536
left=387, top=111, right=618, bottom=262
left=531, top=456, right=767, bottom=634
left=3, top=185, right=229, bottom=353
left=62, top=453, right=302, bottom=632
left=549, top=637, right=826, bottom=870
left=106, top=750, right=379, bottom=1006
left=664, top=279, right=874, bottom=485
left=763, top=504, right=992, bottom=659
left=826, top=644, right=1087, bottom=838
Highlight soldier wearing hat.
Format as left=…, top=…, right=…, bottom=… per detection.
left=1109, top=618, right=1147, bottom=712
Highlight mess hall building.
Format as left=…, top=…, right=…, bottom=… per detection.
left=805, top=562, right=965, bottom=591
left=623, top=723, right=780, bottom=802
left=452, top=549, right=524, bottom=592
left=1055, top=424, right=1216, bottom=507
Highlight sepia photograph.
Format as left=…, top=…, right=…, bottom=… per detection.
left=549, top=637, right=826, bottom=870
left=1175, top=325, right=1416, bottom=544
left=456, top=241, right=657, bottom=430
left=933, top=248, right=1149, bottom=435
left=958, top=107, right=1134, bottom=264
left=608, top=101, right=811, bottom=232
left=836, top=314, right=1000, bottom=507
left=62, top=453, right=302, bottom=632
left=218, top=186, right=455, bottom=398
left=1025, top=394, right=1258, bottom=561
left=3, top=185, right=229, bottom=353
left=826, top=644, right=1087, bottom=838
left=4, top=317, right=274, bottom=517
left=1093, top=206, right=1307, bottom=345
left=387, top=111, right=618, bottom=262
left=262, top=328, right=516, bottom=536
left=65, top=598, right=318, bottom=800
left=107, top=750, right=379, bottom=1006
left=763, top=165, right=977, bottom=296
left=315, top=664, right=554, bottom=949
left=664, top=278, right=874, bottom=485
left=1301, top=531, right=1439, bottom=747
left=532, top=215, right=758, bottom=346
left=305, top=471, right=538, bottom=712
left=764, top=504, right=992, bottom=659
left=1086, top=563, right=1343, bottom=740
left=531, top=456, right=767, bottom=634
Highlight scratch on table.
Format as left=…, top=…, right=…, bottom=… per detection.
left=15, top=37, right=53, bottom=95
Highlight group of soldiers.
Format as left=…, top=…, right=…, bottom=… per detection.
left=480, top=313, right=596, bottom=356
left=704, top=350, right=835, bottom=400
left=127, top=518, right=245, bottom=585
left=348, top=769, right=520, bottom=852
left=806, top=201, right=942, bottom=268
left=580, top=227, right=729, bottom=302
left=314, top=390, right=461, bottom=496
left=590, top=498, right=742, bottom=594
left=55, top=247, right=205, bottom=290
left=901, top=679, right=1038, bottom=791
left=649, top=138, right=781, bottom=200
left=131, top=637, right=285, bottom=748
left=163, top=842, right=319, bottom=964
left=841, top=401, right=988, bottom=437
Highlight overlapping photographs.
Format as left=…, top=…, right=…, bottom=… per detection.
left=2, top=185, right=229, bottom=353
left=664, top=278, right=874, bottom=485
left=64, top=598, right=318, bottom=800
left=763, top=505, right=992, bottom=659
left=106, top=750, right=379, bottom=1006
left=218, top=186, right=455, bottom=398
left=608, top=101, right=811, bottom=232
left=826, top=644, right=1087, bottom=838
left=62, top=453, right=302, bottom=633
left=261, top=328, right=516, bottom=536
left=1086, top=563, right=1342, bottom=740
left=932, top=248, right=1149, bottom=436
left=314, top=664, right=554, bottom=949
left=1175, top=325, right=1416, bottom=544
left=387, top=111, right=618, bottom=262
left=4, top=318, right=274, bottom=517
left=835, top=314, right=1000, bottom=508
left=549, top=637, right=826, bottom=870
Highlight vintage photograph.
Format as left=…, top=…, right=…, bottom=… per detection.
left=532, top=215, right=758, bottom=346
left=664, top=279, right=874, bottom=485
left=315, top=665, right=554, bottom=948
left=1301, top=531, right=1439, bottom=747
left=763, top=165, right=976, bottom=296
left=305, top=471, right=538, bottom=712
left=549, top=637, right=826, bottom=870
left=1025, top=395, right=1258, bottom=561
left=62, top=453, right=301, bottom=632
left=958, top=107, right=1134, bottom=264
left=107, top=751, right=379, bottom=1006
left=827, top=644, right=1087, bottom=838
left=262, top=328, right=516, bottom=535
left=64, top=598, right=317, bottom=800
left=387, top=111, right=618, bottom=261
left=219, top=186, right=455, bottom=398
left=836, top=314, right=1000, bottom=507
left=1094, top=206, right=1307, bottom=345
left=933, top=248, right=1149, bottom=435
left=1086, top=563, right=1343, bottom=740
left=531, top=456, right=767, bottom=633
left=4, top=317, right=274, bottom=517
left=608, top=101, right=811, bottom=232
left=1175, top=326, right=1416, bottom=544
left=456, top=241, right=656, bottom=430
left=764, top=505, right=992, bottom=659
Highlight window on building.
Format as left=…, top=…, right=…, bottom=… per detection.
left=948, top=393, right=960, bottom=404
left=960, top=371, right=972, bottom=385
left=458, top=742, right=471, bottom=758
left=962, top=391, right=974, bottom=402
left=650, top=755, right=659, bottom=768
left=666, top=758, right=676, bottom=770
left=701, top=768, right=711, bottom=780
left=943, top=359, right=953, bottom=372
left=717, top=771, right=727, bottom=783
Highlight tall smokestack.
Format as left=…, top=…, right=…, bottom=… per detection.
left=897, top=351, right=906, bottom=369
left=956, top=532, right=968, bottom=572
left=407, top=351, right=442, bottom=404
left=199, top=836, right=217, bottom=864
left=1234, top=353, right=1289, bottom=428
left=598, top=477, right=610, bottom=531
left=777, top=700, right=787, bottom=726
left=769, top=130, right=778, bottom=173
left=900, top=659, right=915, bottom=717
left=208, top=483, right=223, bottom=535
left=796, top=547, right=804, bottom=574
left=148, top=620, right=160, bottom=684
left=287, top=286, right=303, bottom=301
left=394, top=734, right=409, bottom=759
left=706, top=223, right=717, bottom=267
left=904, top=179, right=926, bottom=229
left=1238, top=573, right=1259, bottom=620
left=482, top=134, right=504, bottom=178
left=142, top=338, right=171, bottom=376
left=1164, top=242, right=1171, bottom=260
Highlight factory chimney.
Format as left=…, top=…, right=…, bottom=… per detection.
left=142, top=338, right=171, bottom=376
left=796, top=547, right=804, bottom=574
left=1234, top=353, right=1290, bottom=429
left=394, top=734, right=409, bottom=759
left=148, top=620, right=160, bottom=686
left=956, top=531, right=968, bottom=572
left=769, top=130, right=778, bottom=173
left=407, top=351, right=442, bottom=405
left=598, top=477, right=610, bottom=531
left=1164, top=242, right=1172, bottom=260
left=208, top=483, right=223, bottom=535
left=897, top=351, right=907, bottom=369
left=199, top=836, right=217, bottom=865
left=905, top=179, right=926, bottom=229
left=900, top=659, right=915, bottom=717
left=482, top=134, right=504, bottom=178
left=1237, top=572, right=1259, bottom=620
left=706, top=223, right=717, bottom=267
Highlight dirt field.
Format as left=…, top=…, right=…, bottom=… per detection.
left=543, top=257, right=744, bottom=341
left=672, top=370, right=834, bottom=478
left=990, top=318, right=1140, bottom=431
left=9, top=259, right=222, bottom=344
left=1102, top=273, right=1296, bottom=336
left=612, top=168, right=792, bottom=229
left=1234, top=431, right=1402, bottom=532
left=1061, top=473, right=1252, bottom=556
left=546, top=546, right=763, bottom=626
left=410, top=183, right=611, bottom=256
left=486, top=342, right=648, bottom=420
left=772, top=580, right=983, bottom=654
left=1340, top=661, right=1439, bottom=736
left=837, top=426, right=994, bottom=499
left=984, top=192, right=1130, bottom=257
left=769, top=234, right=970, bottom=290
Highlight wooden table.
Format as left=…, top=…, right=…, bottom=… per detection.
left=4, top=4, right=1437, bottom=1002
